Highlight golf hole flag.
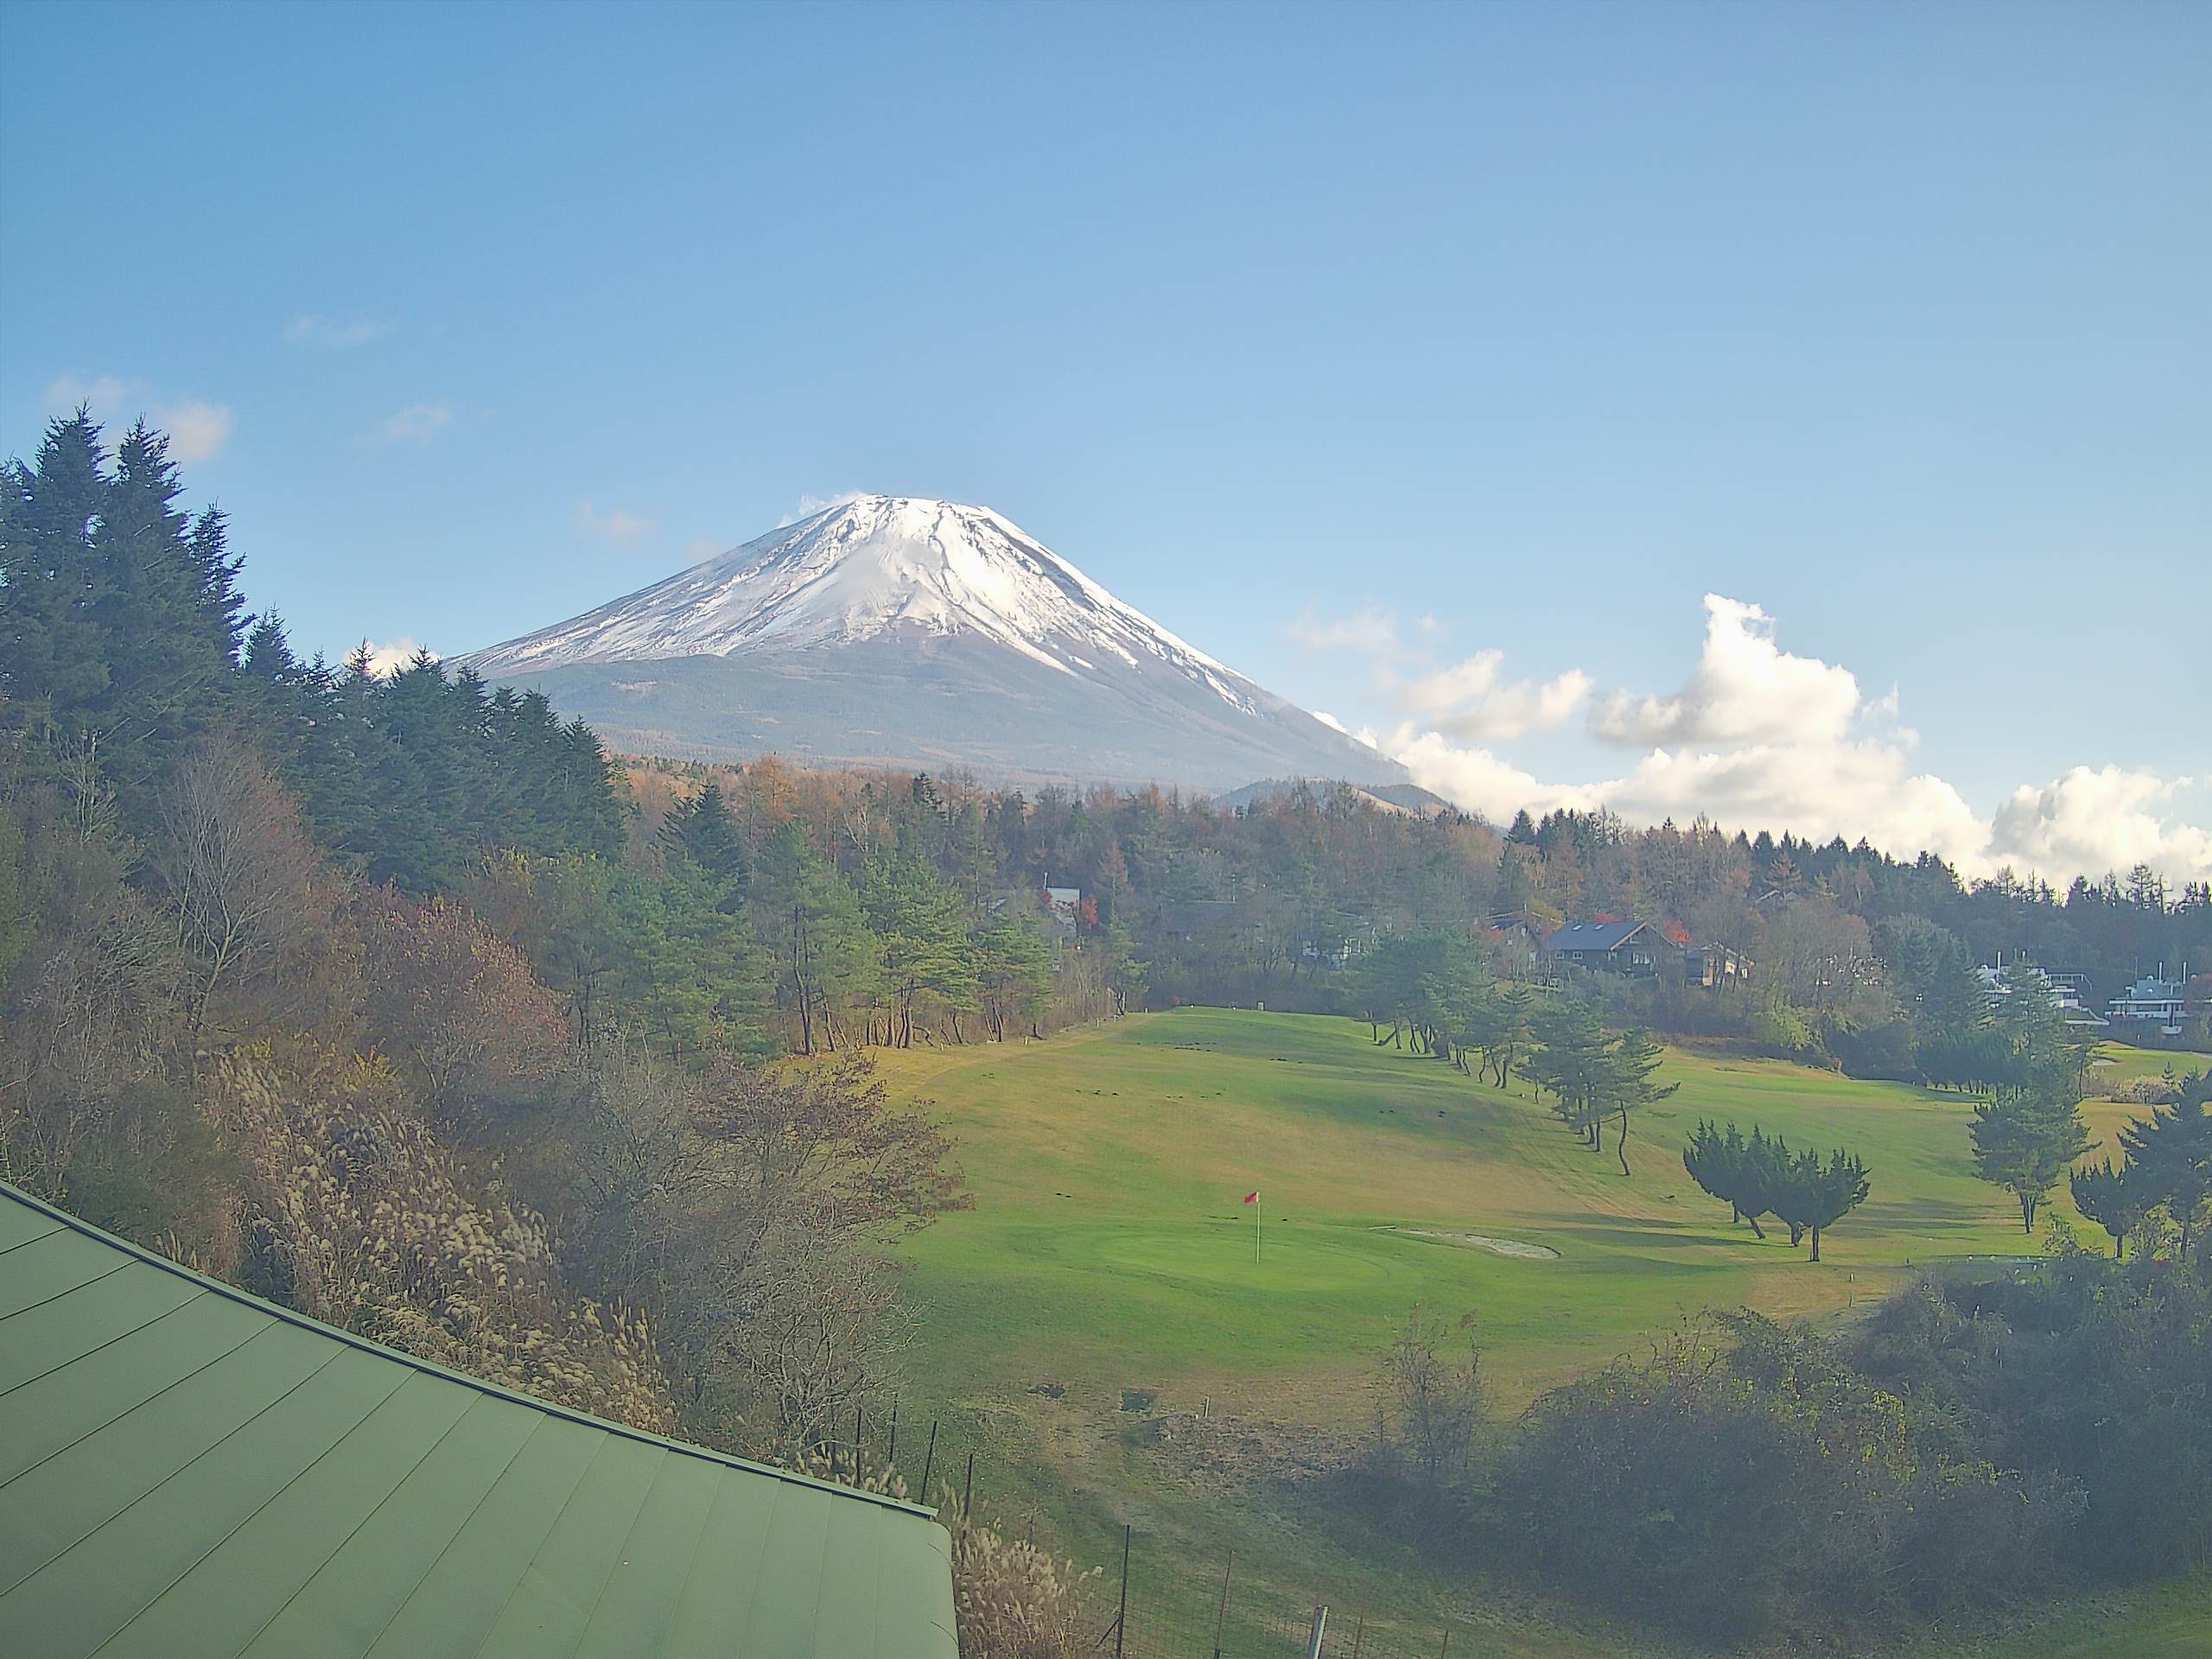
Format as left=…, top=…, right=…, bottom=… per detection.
left=1243, top=1190, right=1261, bottom=1261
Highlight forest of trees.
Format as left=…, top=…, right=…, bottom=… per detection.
left=0, top=416, right=972, bottom=1473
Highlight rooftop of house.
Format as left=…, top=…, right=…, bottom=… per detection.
left=1542, top=918, right=1652, bottom=954
left=0, top=1180, right=959, bottom=1659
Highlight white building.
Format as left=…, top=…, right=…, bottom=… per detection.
left=2108, top=971, right=2189, bottom=1036
left=1977, top=961, right=2109, bottom=1028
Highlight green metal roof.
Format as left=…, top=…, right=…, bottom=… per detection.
left=0, top=1180, right=958, bottom=1659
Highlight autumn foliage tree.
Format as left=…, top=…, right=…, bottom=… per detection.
left=359, top=893, right=567, bottom=1116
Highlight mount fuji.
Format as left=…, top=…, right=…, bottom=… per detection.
left=463, top=496, right=1407, bottom=789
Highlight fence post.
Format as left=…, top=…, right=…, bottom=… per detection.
left=1304, top=1604, right=1327, bottom=1659
left=855, top=1404, right=864, bottom=1474
left=920, top=1421, right=938, bottom=1506
left=1113, top=1524, right=1131, bottom=1659
left=888, top=1397, right=899, bottom=1466
left=962, top=1451, right=975, bottom=1517
left=1211, top=1550, right=1234, bottom=1659
left=1438, top=1628, right=1450, bottom=1657
left=1350, top=1600, right=1366, bottom=1659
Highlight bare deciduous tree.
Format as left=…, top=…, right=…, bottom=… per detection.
left=360, top=893, right=566, bottom=1118
left=535, top=1039, right=967, bottom=1459
left=151, top=737, right=353, bottom=1038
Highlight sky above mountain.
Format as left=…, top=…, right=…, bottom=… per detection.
left=3, top=2, right=2206, bottom=882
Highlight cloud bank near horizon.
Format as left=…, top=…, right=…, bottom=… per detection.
left=1292, top=592, right=2210, bottom=887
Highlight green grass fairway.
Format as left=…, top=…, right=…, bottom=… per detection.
left=880, top=1007, right=2132, bottom=1414
left=866, top=1008, right=2183, bottom=1655
left=2090, top=1039, right=2212, bottom=1093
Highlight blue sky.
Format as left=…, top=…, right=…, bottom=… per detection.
left=3, top=1, right=2207, bottom=879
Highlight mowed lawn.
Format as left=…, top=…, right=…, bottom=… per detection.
left=2089, top=1039, right=2212, bottom=1092
left=875, top=1007, right=2146, bottom=1416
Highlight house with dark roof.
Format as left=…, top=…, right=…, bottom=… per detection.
left=1542, top=918, right=1667, bottom=977
left=0, top=1179, right=960, bottom=1659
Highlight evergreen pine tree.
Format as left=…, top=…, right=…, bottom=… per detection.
left=2118, top=1077, right=2212, bottom=1259
left=2069, top=1156, right=2144, bottom=1259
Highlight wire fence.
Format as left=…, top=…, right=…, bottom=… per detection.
left=833, top=1407, right=1461, bottom=1659
left=1090, top=1530, right=1458, bottom=1659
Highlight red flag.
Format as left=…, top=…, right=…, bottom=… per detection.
left=1242, top=1191, right=1258, bottom=1204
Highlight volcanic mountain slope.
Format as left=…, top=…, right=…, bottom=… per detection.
left=464, top=496, right=1408, bottom=788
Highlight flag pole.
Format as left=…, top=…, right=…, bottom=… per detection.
left=1256, top=1195, right=1262, bottom=1264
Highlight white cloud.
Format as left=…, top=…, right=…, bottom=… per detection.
left=356, top=636, right=437, bottom=678
left=43, top=372, right=234, bottom=462
left=1400, top=650, right=1591, bottom=741
left=1286, top=607, right=1587, bottom=739
left=577, top=499, right=654, bottom=542
left=1990, top=766, right=2212, bottom=884
left=1315, top=711, right=1382, bottom=748
left=779, top=490, right=867, bottom=527
left=375, top=401, right=453, bottom=445
left=43, top=372, right=130, bottom=416
left=1378, top=593, right=2210, bottom=886
left=283, top=314, right=393, bottom=348
left=1287, top=607, right=1402, bottom=655
left=157, top=401, right=234, bottom=465
left=1393, top=731, right=1603, bottom=822
left=1589, top=594, right=1861, bottom=747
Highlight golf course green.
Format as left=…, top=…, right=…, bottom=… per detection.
left=861, top=1008, right=2191, bottom=1656
left=877, top=1007, right=2140, bottom=1414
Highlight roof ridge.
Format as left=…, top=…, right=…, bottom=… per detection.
left=0, top=1179, right=937, bottom=1522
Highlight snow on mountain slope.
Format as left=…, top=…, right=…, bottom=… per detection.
left=462, top=496, right=1407, bottom=788
left=469, top=496, right=1256, bottom=711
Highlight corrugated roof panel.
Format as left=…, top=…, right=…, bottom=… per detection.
left=93, top=1366, right=434, bottom=1659
left=0, top=1264, right=202, bottom=1394
left=0, top=1226, right=126, bottom=1319
left=569, top=1446, right=727, bottom=1658
left=359, top=1414, right=604, bottom=1659
left=11, top=1322, right=337, bottom=1565
left=2, top=1290, right=263, bottom=1491
left=655, top=1459, right=785, bottom=1658
left=10, top=1344, right=395, bottom=1656
left=470, top=1434, right=670, bottom=1657
left=0, top=1203, right=63, bottom=1251
left=246, top=1392, right=544, bottom=1659
left=876, top=1510, right=963, bottom=1657
left=741, top=1480, right=836, bottom=1656
left=0, top=1181, right=959, bottom=1659
left=810, top=1484, right=891, bottom=1657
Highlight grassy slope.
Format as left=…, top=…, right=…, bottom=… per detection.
left=2089, top=1039, right=2212, bottom=1092
left=865, top=1009, right=2182, bottom=1655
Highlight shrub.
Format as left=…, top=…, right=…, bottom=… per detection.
left=1745, top=1004, right=1824, bottom=1063
left=948, top=1507, right=1099, bottom=1659
left=207, top=1041, right=678, bottom=1434
left=1480, top=1312, right=2076, bottom=1644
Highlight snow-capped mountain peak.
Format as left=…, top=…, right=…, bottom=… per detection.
left=467, top=494, right=1255, bottom=711
left=462, top=494, right=1408, bottom=789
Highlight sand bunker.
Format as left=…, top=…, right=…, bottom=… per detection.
left=1382, top=1227, right=1560, bottom=1260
